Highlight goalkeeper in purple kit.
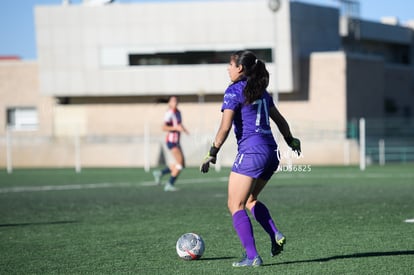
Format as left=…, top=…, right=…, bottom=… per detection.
left=201, top=50, right=301, bottom=267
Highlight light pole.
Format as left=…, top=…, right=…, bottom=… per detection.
left=268, top=0, right=281, bottom=12
left=268, top=0, right=281, bottom=104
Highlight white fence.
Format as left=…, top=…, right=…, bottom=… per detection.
left=2, top=117, right=413, bottom=173
left=1, top=124, right=359, bottom=173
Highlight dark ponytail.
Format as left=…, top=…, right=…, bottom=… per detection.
left=231, top=50, right=269, bottom=104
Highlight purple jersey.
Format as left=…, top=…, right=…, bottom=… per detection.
left=221, top=79, right=277, bottom=152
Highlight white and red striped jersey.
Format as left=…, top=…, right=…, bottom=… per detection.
left=164, top=108, right=182, bottom=143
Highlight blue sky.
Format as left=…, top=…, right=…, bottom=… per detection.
left=0, top=0, right=413, bottom=60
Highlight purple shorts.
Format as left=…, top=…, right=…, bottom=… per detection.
left=232, top=144, right=279, bottom=181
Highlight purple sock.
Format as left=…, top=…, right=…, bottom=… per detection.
left=251, top=201, right=279, bottom=238
left=232, top=210, right=258, bottom=259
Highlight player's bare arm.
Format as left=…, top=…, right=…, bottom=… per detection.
left=269, top=106, right=301, bottom=155
left=179, top=124, right=190, bottom=135
left=200, top=109, right=233, bottom=173
left=214, top=109, right=234, bottom=148
left=269, top=106, right=292, bottom=138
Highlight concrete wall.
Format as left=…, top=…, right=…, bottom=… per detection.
left=279, top=52, right=359, bottom=165
left=34, top=0, right=298, bottom=96
left=0, top=60, right=54, bottom=136
left=1, top=53, right=361, bottom=169
left=2, top=51, right=410, bottom=168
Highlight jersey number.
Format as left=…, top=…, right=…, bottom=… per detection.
left=253, top=99, right=270, bottom=126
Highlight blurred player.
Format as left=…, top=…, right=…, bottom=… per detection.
left=200, top=51, right=301, bottom=267
left=153, top=96, right=189, bottom=191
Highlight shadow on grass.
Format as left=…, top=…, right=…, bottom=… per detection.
left=267, top=250, right=414, bottom=266
left=0, top=220, right=78, bottom=227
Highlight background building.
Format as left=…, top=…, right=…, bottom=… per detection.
left=1, top=0, right=413, bottom=169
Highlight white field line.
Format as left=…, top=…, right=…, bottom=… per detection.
left=0, top=177, right=229, bottom=194
left=0, top=172, right=412, bottom=194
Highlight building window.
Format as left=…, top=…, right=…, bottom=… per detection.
left=128, top=48, right=273, bottom=66
left=343, top=39, right=411, bottom=65
left=6, top=107, right=38, bottom=130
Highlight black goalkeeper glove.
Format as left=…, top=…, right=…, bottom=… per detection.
left=200, top=144, right=220, bottom=173
left=284, top=136, right=301, bottom=156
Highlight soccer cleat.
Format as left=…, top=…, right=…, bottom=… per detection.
left=152, top=170, right=162, bottom=185
left=232, top=255, right=263, bottom=267
left=164, top=183, right=178, bottom=192
left=271, top=231, right=286, bottom=257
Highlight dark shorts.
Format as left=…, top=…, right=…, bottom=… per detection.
left=166, top=141, right=180, bottom=150
left=231, top=144, right=279, bottom=181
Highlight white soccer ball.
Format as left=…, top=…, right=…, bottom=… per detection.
left=176, top=233, right=205, bottom=260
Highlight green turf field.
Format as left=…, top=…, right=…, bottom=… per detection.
left=0, top=165, right=413, bottom=274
